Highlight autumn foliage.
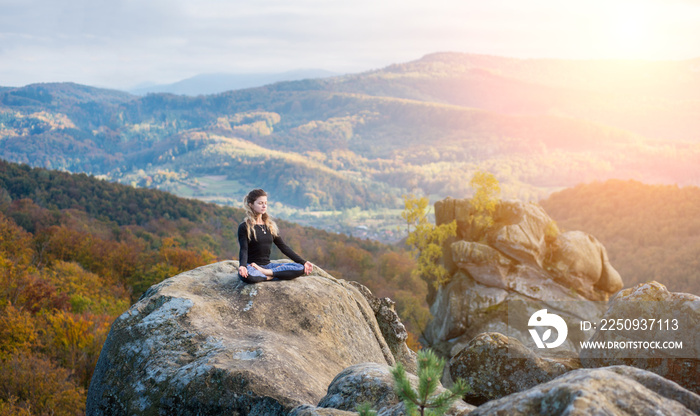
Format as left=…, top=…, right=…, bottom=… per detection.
left=0, top=160, right=425, bottom=414
left=541, top=179, right=700, bottom=295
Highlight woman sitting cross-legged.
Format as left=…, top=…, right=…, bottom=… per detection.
left=237, top=188, right=313, bottom=284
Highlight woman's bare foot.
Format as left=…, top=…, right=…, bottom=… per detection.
left=251, top=263, right=274, bottom=280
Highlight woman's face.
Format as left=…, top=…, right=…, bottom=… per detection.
left=250, top=196, right=268, bottom=216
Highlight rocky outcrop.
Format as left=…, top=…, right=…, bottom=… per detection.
left=315, top=362, right=474, bottom=415
left=425, top=198, right=620, bottom=359
left=468, top=366, right=700, bottom=415
left=487, top=200, right=552, bottom=269
left=580, top=281, right=700, bottom=394
left=423, top=269, right=606, bottom=359
left=546, top=230, right=623, bottom=297
left=450, top=332, right=581, bottom=405
left=349, top=282, right=417, bottom=373
left=86, top=261, right=415, bottom=416
left=435, top=197, right=622, bottom=301
left=426, top=196, right=700, bottom=413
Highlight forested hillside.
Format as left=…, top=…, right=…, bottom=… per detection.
left=2, top=53, right=699, bottom=222
left=0, top=160, right=426, bottom=415
left=541, top=179, right=700, bottom=295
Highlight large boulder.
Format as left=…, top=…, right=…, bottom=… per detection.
left=349, top=282, right=417, bottom=373
left=450, top=241, right=511, bottom=289
left=423, top=270, right=605, bottom=359
left=87, top=261, right=413, bottom=416
left=436, top=199, right=553, bottom=268
left=450, top=332, right=580, bottom=406
left=487, top=200, right=552, bottom=268
left=425, top=197, right=620, bottom=365
left=468, top=366, right=700, bottom=415
left=423, top=271, right=509, bottom=358
left=450, top=240, right=611, bottom=302
left=435, top=197, right=622, bottom=302
left=544, top=230, right=623, bottom=298
left=318, top=363, right=397, bottom=412
left=580, top=281, right=700, bottom=394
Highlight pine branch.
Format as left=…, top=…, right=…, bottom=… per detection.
left=391, top=349, right=471, bottom=416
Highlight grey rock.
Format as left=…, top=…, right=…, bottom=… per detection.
left=435, top=197, right=622, bottom=302
left=440, top=199, right=552, bottom=268
left=469, top=366, right=700, bottom=415
left=349, top=282, right=417, bottom=374
left=607, top=366, right=700, bottom=413
left=318, top=363, right=398, bottom=411
left=451, top=241, right=511, bottom=289
left=545, top=230, right=623, bottom=300
left=87, top=261, right=411, bottom=415
left=451, top=240, right=608, bottom=303
left=450, top=332, right=581, bottom=405
left=423, top=271, right=605, bottom=359
left=425, top=197, right=618, bottom=369
left=487, top=200, right=551, bottom=269
left=423, top=271, right=508, bottom=357
left=580, top=281, right=700, bottom=394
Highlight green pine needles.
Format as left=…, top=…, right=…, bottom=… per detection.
left=355, top=350, right=470, bottom=416
left=392, top=349, right=470, bottom=416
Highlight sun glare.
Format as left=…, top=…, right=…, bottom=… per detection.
left=605, top=4, right=656, bottom=58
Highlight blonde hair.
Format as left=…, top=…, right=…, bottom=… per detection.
left=243, top=189, right=279, bottom=240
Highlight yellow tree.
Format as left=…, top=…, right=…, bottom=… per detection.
left=468, top=171, right=501, bottom=239
left=402, top=195, right=456, bottom=289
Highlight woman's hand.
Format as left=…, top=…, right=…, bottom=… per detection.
left=303, top=261, right=313, bottom=275
left=239, top=265, right=248, bottom=277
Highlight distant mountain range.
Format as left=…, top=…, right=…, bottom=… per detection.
left=129, top=69, right=338, bottom=96
left=1, top=52, right=699, bottom=215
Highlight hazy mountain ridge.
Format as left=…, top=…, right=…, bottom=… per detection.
left=1, top=53, right=699, bottom=213
left=129, top=69, right=338, bottom=96
left=321, top=52, right=700, bottom=143
left=0, top=82, right=135, bottom=109
left=400, top=53, right=700, bottom=96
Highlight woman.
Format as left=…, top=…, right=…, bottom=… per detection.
left=238, top=189, right=313, bottom=283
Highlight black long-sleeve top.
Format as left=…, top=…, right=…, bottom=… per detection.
left=237, top=222, right=306, bottom=267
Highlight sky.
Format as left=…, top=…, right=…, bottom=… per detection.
left=1, top=0, right=700, bottom=90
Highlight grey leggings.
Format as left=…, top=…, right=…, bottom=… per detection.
left=238, top=262, right=305, bottom=284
